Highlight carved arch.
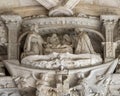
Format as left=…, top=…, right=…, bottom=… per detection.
left=18, top=28, right=105, bottom=44
left=18, top=32, right=29, bottom=44
left=78, top=28, right=105, bottom=41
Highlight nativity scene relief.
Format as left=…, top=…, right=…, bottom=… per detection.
left=0, top=0, right=119, bottom=96
left=21, top=25, right=102, bottom=70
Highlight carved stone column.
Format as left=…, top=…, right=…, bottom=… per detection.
left=56, top=70, right=69, bottom=96
left=1, top=15, right=22, bottom=60
left=101, top=15, right=119, bottom=62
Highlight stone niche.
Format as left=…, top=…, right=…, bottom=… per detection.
left=0, top=0, right=120, bottom=96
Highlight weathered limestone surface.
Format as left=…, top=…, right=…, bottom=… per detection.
left=0, top=0, right=119, bottom=96
left=0, top=0, right=120, bottom=17
left=0, top=0, right=38, bottom=8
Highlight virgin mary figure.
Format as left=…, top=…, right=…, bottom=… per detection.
left=22, top=25, right=44, bottom=58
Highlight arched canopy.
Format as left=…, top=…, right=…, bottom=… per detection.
left=18, top=27, right=105, bottom=43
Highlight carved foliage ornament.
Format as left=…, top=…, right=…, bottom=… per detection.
left=0, top=20, right=7, bottom=46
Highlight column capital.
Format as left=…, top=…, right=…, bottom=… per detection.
left=101, top=15, right=119, bottom=22
left=101, top=15, right=119, bottom=31
left=1, top=15, right=22, bottom=24
left=101, top=15, right=119, bottom=28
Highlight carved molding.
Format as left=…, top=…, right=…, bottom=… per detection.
left=23, top=17, right=100, bottom=30
left=1, top=15, right=22, bottom=24
left=101, top=15, right=119, bottom=36
left=49, top=6, right=73, bottom=16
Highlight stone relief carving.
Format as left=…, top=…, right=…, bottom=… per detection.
left=75, top=28, right=96, bottom=54
left=21, top=27, right=102, bottom=70
left=35, top=0, right=81, bottom=16
left=0, top=21, right=7, bottom=46
left=0, top=77, right=21, bottom=96
left=44, top=33, right=73, bottom=54
left=0, top=13, right=119, bottom=96
left=0, top=20, right=7, bottom=56
left=21, top=24, right=44, bottom=58
left=36, top=73, right=57, bottom=96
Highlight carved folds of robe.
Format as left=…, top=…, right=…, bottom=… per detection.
left=75, top=32, right=95, bottom=54
left=23, top=33, right=44, bottom=56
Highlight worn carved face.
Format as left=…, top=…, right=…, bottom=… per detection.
left=62, top=34, right=71, bottom=45
left=75, top=28, right=83, bottom=34
left=30, top=25, right=39, bottom=33
left=50, top=34, right=60, bottom=45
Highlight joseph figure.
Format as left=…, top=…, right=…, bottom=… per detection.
left=75, top=29, right=95, bottom=54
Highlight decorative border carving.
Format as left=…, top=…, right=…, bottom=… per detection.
left=23, top=17, right=100, bottom=29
